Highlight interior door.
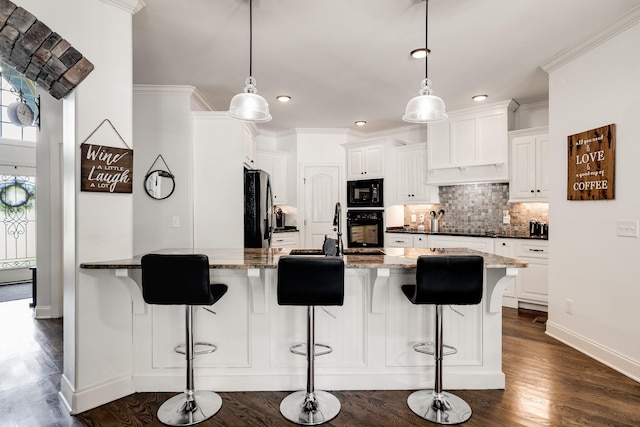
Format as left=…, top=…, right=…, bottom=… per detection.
left=302, top=165, right=340, bottom=249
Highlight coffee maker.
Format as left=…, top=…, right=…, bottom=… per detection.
left=275, top=207, right=285, bottom=229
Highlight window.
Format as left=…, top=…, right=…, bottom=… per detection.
left=0, top=174, right=36, bottom=269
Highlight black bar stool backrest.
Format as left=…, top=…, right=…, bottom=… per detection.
left=407, top=255, right=484, bottom=305
left=277, top=256, right=345, bottom=306
left=141, top=254, right=220, bottom=305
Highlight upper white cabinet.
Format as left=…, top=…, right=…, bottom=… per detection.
left=256, top=150, right=288, bottom=205
left=509, top=127, right=549, bottom=201
left=392, top=144, right=439, bottom=204
left=347, top=143, right=384, bottom=179
left=427, top=100, right=518, bottom=185
left=243, top=124, right=258, bottom=168
left=344, top=138, right=404, bottom=180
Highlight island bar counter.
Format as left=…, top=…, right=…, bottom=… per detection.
left=79, top=247, right=526, bottom=407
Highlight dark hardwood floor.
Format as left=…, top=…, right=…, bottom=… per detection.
left=2, top=299, right=639, bottom=426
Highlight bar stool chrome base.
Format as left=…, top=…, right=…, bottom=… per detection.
left=407, top=389, right=472, bottom=425
left=157, top=390, right=222, bottom=426
left=280, top=390, right=341, bottom=426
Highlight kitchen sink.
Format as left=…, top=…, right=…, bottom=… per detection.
left=288, top=248, right=385, bottom=256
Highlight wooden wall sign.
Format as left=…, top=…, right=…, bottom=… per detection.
left=567, top=123, right=615, bottom=200
left=80, top=119, right=133, bottom=193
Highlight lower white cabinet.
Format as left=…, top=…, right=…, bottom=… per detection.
left=385, top=233, right=413, bottom=248
left=514, top=239, right=549, bottom=308
left=271, top=232, right=300, bottom=248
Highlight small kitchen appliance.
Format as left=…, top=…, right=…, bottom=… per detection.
left=347, top=178, right=383, bottom=208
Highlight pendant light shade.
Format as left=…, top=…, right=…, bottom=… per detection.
left=228, top=0, right=272, bottom=123
left=228, top=77, right=272, bottom=122
left=403, top=0, right=447, bottom=123
left=403, top=78, right=447, bottom=123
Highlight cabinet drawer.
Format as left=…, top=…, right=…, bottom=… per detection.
left=272, top=233, right=299, bottom=248
left=385, top=233, right=412, bottom=248
left=516, top=240, right=548, bottom=259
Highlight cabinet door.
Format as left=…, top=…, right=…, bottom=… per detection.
left=272, top=232, right=299, bottom=248
left=535, top=135, right=550, bottom=199
left=394, top=145, right=437, bottom=204
left=364, top=145, right=384, bottom=177
left=515, top=240, right=548, bottom=305
left=395, top=149, right=413, bottom=202
left=347, top=148, right=365, bottom=178
left=257, top=151, right=288, bottom=205
left=244, top=126, right=256, bottom=168
left=413, top=234, right=428, bottom=248
left=510, top=135, right=536, bottom=199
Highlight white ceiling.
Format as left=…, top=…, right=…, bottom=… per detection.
left=132, top=0, right=640, bottom=133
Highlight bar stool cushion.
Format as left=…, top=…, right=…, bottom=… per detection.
left=402, top=255, right=483, bottom=306
left=141, top=254, right=227, bottom=306
left=277, top=256, right=344, bottom=306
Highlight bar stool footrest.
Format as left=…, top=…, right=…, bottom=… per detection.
left=289, top=342, right=333, bottom=357
left=174, top=342, right=217, bottom=356
left=413, top=341, right=457, bottom=356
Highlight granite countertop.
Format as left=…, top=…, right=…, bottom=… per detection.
left=80, top=247, right=527, bottom=270
left=385, top=226, right=548, bottom=240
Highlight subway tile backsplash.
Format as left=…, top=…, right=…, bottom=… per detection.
left=403, top=183, right=549, bottom=235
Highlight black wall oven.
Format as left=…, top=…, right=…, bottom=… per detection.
left=347, top=178, right=383, bottom=208
left=347, top=210, right=384, bottom=247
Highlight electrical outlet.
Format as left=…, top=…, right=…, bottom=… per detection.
left=502, top=209, right=510, bottom=225
left=616, top=219, right=638, bottom=237
left=172, top=216, right=180, bottom=228
left=564, top=298, right=574, bottom=315
left=410, top=214, right=416, bottom=223
left=419, top=214, right=425, bottom=223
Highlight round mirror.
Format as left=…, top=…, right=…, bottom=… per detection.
left=144, top=170, right=175, bottom=200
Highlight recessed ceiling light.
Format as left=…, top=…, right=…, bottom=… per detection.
left=355, top=121, right=367, bottom=126
left=410, top=48, right=430, bottom=59
left=276, top=95, right=291, bottom=103
left=472, top=94, right=488, bottom=102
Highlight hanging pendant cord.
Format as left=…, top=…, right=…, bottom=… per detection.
left=425, top=0, right=429, bottom=80
left=249, top=0, right=253, bottom=77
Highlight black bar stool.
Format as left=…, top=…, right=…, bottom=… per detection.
left=401, top=255, right=483, bottom=425
left=141, top=254, right=228, bottom=426
left=277, top=255, right=345, bottom=426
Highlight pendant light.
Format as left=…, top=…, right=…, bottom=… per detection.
left=403, top=0, right=447, bottom=123
left=228, top=0, right=272, bottom=123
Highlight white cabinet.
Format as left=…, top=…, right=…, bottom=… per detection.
left=514, top=239, right=548, bottom=307
left=509, top=127, right=549, bottom=201
left=271, top=232, right=299, bottom=248
left=494, top=239, right=517, bottom=308
left=392, top=144, right=439, bottom=204
left=428, top=235, right=494, bottom=253
left=413, top=234, right=429, bottom=248
left=347, top=143, right=384, bottom=179
left=257, top=150, right=288, bottom=205
left=427, top=100, right=518, bottom=185
left=384, top=233, right=413, bottom=248
left=243, top=124, right=258, bottom=168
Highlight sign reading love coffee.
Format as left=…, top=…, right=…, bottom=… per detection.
left=567, top=123, right=615, bottom=200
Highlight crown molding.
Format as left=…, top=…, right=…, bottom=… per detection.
left=541, top=5, right=640, bottom=73
left=133, top=84, right=195, bottom=96
left=99, top=0, right=145, bottom=14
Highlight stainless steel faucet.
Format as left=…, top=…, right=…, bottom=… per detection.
left=333, top=202, right=344, bottom=256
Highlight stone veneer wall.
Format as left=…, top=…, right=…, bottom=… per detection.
left=403, top=183, right=550, bottom=235
left=0, top=0, right=94, bottom=99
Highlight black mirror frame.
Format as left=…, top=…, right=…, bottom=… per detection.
left=144, top=169, right=175, bottom=200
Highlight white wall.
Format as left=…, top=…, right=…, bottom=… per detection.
left=132, top=86, right=195, bottom=255
left=546, top=21, right=640, bottom=382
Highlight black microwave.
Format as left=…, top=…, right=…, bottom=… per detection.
left=347, top=178, right=383, bottom=208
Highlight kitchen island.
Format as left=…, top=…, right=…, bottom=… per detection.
left=78, top=247, right=525, bottom=409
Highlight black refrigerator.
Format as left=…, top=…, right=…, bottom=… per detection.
left=244, top=168, right=274, bottom=248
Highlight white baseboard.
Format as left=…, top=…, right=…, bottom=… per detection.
left=59, top=373, right=136, bottom=414
left=34, top=305, right=53, bottom=319
left=546, top=321, right=640, bottom=383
